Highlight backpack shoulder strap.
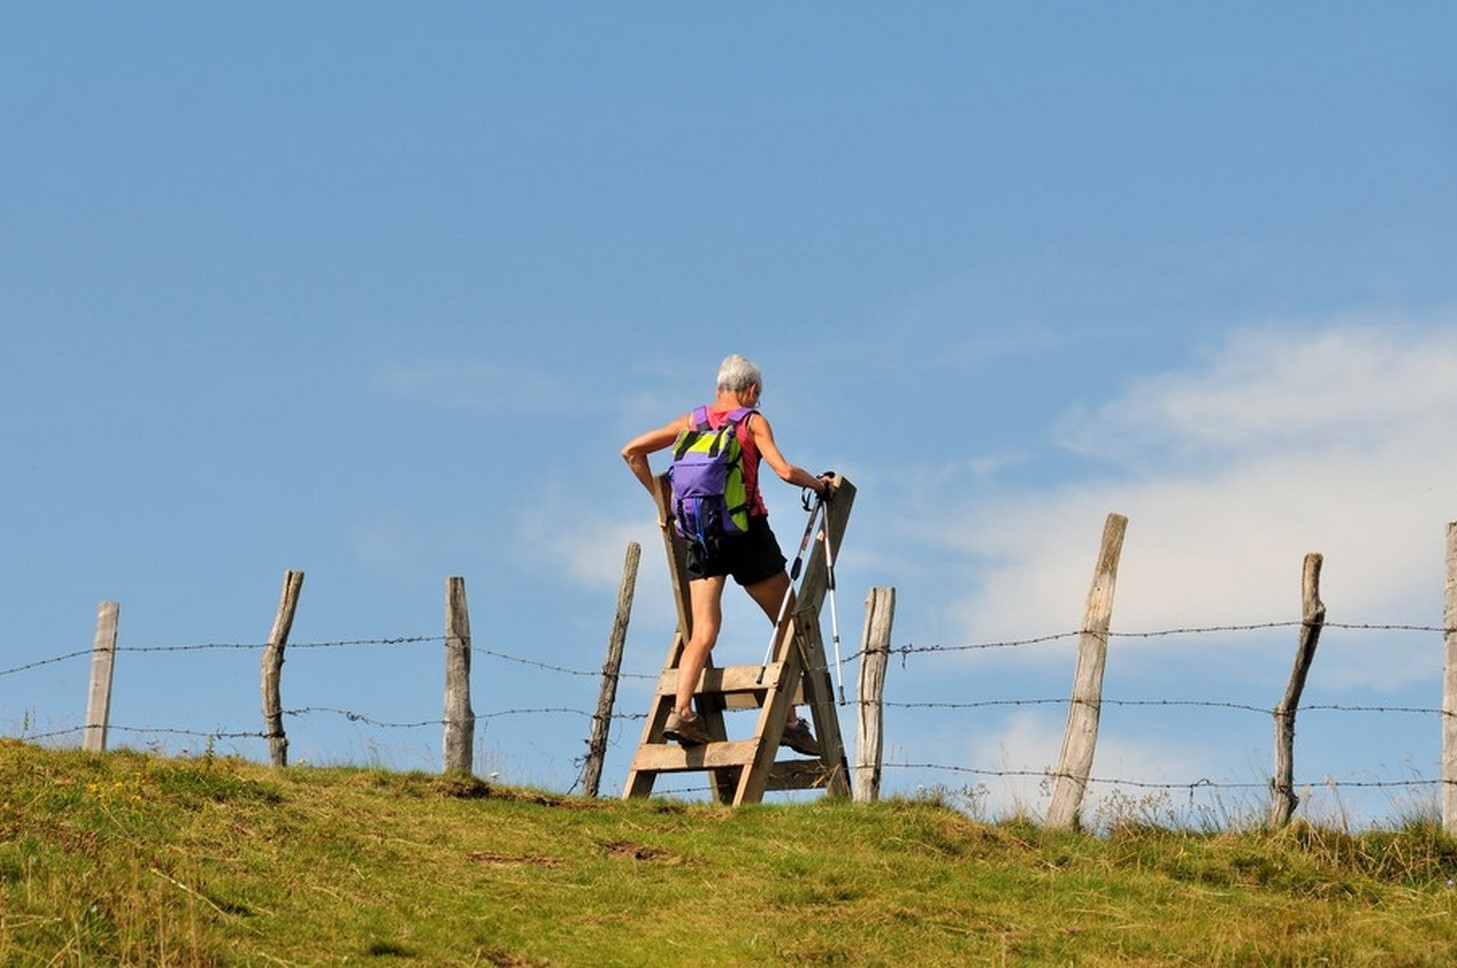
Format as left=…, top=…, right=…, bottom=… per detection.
left=672, top=406, right=713, bottom=461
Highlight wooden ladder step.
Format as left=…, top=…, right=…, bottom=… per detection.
left=631, top=741, right=838, bottom=790
left=655, top=662, right=803, bottom=709
left=630, top=738, right=760, bottom=773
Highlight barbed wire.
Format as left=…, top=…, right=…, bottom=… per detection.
left=0, top=636, right=445, bottom=678
left=6, top=617, right=1452, bottom=804
left=880, top=761, right=1446, bottom=792
left=878, top=698, right=1447, bottom=716
left=477, top=649, right=656, bottom=680
left=11, top=713, right=1445, bottom=801
left=7, top=617, right=1452, bottom=680
left=14, top=695, right=1432, bottom=750
left=858, top=619, right=1456, bottom=663
left=0, top=649, right=94, bottom=677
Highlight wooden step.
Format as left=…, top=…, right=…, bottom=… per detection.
left=630, top=738, right=760, bottom=773
left=655, top=662, right=804, bottom=709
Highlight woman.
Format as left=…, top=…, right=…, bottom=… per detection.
left=621, top=353, right=831, bottom=753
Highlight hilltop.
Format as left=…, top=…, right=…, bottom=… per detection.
left=3, top=739, right=1456, bottom=965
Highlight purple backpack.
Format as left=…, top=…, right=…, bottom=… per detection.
left=668, top=406, right=756, bottom=550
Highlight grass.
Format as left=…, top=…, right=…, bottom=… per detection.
left=3, top=738, right=1457, bottom=966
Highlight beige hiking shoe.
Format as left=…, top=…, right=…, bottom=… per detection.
left=780, top=718, right=820, bottom=756
left=663, top=709, right=712, bottom=747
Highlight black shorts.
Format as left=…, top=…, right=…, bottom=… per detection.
left=685, top=514, right=787, bottom=586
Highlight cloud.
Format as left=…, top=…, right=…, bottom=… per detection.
left=936, top=320, right=1457, bottom=690
left=959, top=708, right=1237, bottom=823
left=1056, top=322, right=1457, bottom=464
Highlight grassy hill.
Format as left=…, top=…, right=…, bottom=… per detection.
left=3, top=739, right=1457, bottom=966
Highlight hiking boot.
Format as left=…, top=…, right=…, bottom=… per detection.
left=663, top=709, right=712, bottom=747
left=780, top=718, right=820, bottom=756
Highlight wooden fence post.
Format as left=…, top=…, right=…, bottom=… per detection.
left=83, top=601, right=120, bottom=753
left=1270, top=553, right=1325, bottom=827
left=1046, top=513, right=1128, bottom=829
left=854, top=587, right=895, bottom=804
left=443, top=576, right=476, bottom=775
left=260, top=570, right=304, bottom=768
left=1444, top=523, right=1457, bottom=836
left=583, top=542, right=641, bottom=797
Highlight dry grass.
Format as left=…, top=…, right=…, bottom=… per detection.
left=3, top=739, right=1457, bottom=965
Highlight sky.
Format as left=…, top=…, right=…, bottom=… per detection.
left=4, top=3, right=1457, bottom=826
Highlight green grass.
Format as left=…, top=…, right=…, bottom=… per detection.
left=3, top=739, right=1457, bottom=966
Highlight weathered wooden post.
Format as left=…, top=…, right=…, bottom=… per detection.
left=854, top=587, right=895, bottom=804
left=83, top=601, right=120, bottom=753
left=260, top=570, right=304, bottom=768
left=1444, top=523, right=1457, bottom=836
left=1046, top=513, right=1128, bottom=829
left=583, top=542, right=641, bottom=797
left=443, top=576, right=476, bottom=774
left=1270, top=553, right=1325, bottom=827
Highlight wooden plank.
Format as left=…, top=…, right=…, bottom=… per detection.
left=855, top=587, right=895, bottom=803
left=83, top=601, right=119, bottom=753
left=442, top=576, right=476, bottom=774
left=796, top=477, right=856, bottom=617
left=584, top=542, right=640, bottom=798
left=1270, top=553, right=1325, bottom=827
left=656, top=474, right=693, bottom=664
left=1444, top=522, right=1457, bottom=836
left=260, top=570, right=303, bottom=768
left=1046, top=513, right=1128, bottom=828
left=629, top=738, right=762, bottom=773
left=657, top=662, right=783, bottom=696
left=798, top=618, right=852, bottom=798
left=734, top=623, right=807, bottom=805
left=731, top=475, right=855, bottom=805
left=653, top=663, right=802, bottom=709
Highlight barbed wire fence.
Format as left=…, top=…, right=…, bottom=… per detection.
left=4, top=611, right=1451, bottom=818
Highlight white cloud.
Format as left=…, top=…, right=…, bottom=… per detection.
left=939, top=320, right=1457, bottom=691
left=1056, top=322, right=1457, bottom=463
left=960, top=708, right=1236, bottom=823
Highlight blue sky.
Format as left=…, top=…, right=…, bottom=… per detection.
left=5, top=4, right=1456, bottom=823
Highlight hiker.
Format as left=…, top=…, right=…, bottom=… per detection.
left=621, top=353, right=832, bottom=755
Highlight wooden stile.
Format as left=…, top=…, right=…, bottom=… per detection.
left=1046, top=513, right=1127, bottom=829
left=1270, top=553, right=1325, bottom=827
left=623, top=474, right=856, bottom=805
left=83, top=601, right=120, bottom=753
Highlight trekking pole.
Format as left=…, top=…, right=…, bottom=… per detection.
left=756, top=490, right=824, bottom=685
left=819, top=499, right=847, bottom=705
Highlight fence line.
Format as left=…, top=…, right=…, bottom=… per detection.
left=877, top=761, right=1442, bottom=793
left=4, top=613, right=1452, bottom=812
left=8, top=618, right=1453, bottom=680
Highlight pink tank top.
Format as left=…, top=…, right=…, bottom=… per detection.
left=698, top=405, right=768, bottom=517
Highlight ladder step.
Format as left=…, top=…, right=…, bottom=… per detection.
left=630, top=738, right=760, bottom=773
left=656, top=663, right=803, bottom=708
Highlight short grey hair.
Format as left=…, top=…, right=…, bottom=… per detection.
left=716, top=354, right=762, bottom=393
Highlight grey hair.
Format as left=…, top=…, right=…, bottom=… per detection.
left=716, top=354, right=763, bottom=393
